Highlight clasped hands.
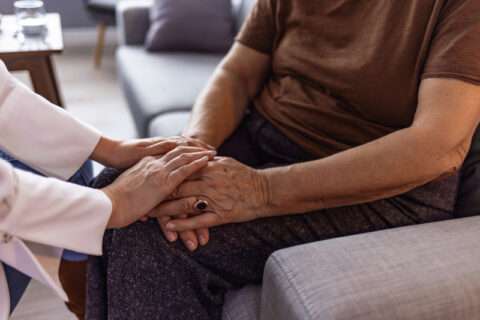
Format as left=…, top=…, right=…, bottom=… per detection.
left=93, top=135, right=269, bottom=251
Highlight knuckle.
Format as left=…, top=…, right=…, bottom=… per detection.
left=171, top=186, right=181, bottom=199
left=142, top=156, right=156, bottom=163
left=179, top=153, right=190, bottom=160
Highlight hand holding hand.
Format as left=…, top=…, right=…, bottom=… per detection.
left=101, top=146, right=216, bottom=229
left=91, top=136, right=215, bottom=169
left=149, top=157, right=270, bottom=232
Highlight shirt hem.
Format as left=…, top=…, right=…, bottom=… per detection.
left=421, top=73, right=480, bottom=86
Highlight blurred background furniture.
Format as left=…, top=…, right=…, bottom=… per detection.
left=0, top=13, right=64, bottom=106
left=84, top=0, right=121, bottom=68
left=116, top=0, right=480, bottom=319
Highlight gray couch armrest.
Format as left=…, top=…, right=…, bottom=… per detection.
left=116, top=0, right=153, bottom=46
left=260, top=216, right=480, bottom=320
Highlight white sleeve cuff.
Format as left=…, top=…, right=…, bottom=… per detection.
left=0, top=167, right=112, bottom=255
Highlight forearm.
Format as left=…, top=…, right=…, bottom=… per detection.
left=183, top=67, right=251, bottom=148
left=261, top=127, right=467, bottom=217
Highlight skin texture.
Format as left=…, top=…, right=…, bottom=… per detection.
left=148, top=43, right=480, bottom=233
left=90, top=136, right=213, bottom=249
left=101, top=146, right=217, bottom=229
left=90, top=136, right=215, bottom=169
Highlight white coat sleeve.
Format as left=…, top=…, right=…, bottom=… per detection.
left=0, top=160, right=112, bottom=318
left=0, top=160, right=112, bottom=254
left=0, top=60, right=102, bottom=180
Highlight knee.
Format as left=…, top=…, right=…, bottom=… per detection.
left=89, top=167, right=123, bottom=189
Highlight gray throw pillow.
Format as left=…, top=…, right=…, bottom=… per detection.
left=145, top=0, right=234, bottom=53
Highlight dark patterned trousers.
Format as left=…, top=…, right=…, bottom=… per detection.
left=86, top=108, right=458, bottom=320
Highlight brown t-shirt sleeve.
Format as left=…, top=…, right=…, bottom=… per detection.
left=235, top=0, right=277, bottom=55
left=422, top=0, right=480, bottom=84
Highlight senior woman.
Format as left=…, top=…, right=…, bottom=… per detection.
left=87, top=0, right=480, bottom=319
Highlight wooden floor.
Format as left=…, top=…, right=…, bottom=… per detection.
left=9, top=45, right=136, bottom=319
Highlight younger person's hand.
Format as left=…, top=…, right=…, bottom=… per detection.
left=90, top=136, right=215, bottom=169
left=102, top=146, right=216, bottom=229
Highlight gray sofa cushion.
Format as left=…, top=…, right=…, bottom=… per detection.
left=261, top=216, right=480, bottom=320
left=117, top=47, right=223, bottom=137
left=223, top=285, right=262, bottom=320
left=146, top=0, right=234, bottom=53
left=148, top=111, right=191, bottom=137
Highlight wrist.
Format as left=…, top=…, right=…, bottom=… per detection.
left=183, top=131, right=222, bottom=149
left=254, top=168, right=273, bottom=219
left=91, top=136, right=120, bottom=167
left=102, top=187, right=122, bottom=229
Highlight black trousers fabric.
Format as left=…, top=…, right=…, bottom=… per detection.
left=86, top=108, right=458, bottom=320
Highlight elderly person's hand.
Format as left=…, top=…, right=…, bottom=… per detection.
left=102, top=146, right=216, bottom=229
left=91, top=136, right=215, bottom=169
left=149, top=157, right=269, bottom=232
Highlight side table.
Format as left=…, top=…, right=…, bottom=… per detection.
left=0, top=13, right=65, bottom=107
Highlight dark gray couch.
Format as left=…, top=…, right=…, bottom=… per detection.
left=116, top=1, right=480, bottom=319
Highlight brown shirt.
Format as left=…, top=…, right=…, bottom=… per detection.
left=236, top=0, right=480, bottom=158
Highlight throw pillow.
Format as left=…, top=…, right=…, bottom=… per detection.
left=145, top=0, right=234, bottom=53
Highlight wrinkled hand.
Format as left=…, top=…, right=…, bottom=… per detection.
left=149, top=157, right=270, bottom=233
left=91, top=136, right=215, bottom=169
left=102, top=146, right=216, bottom=229
left=156, top=214, right=210, bottom=251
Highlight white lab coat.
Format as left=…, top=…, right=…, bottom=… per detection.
left=0, top=61, right=112, bottom=319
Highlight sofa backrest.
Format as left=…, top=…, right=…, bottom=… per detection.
left=234, top=0, right=257, bottom=33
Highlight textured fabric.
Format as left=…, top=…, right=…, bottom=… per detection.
left=261, top=216, right=480, bottom=320
left=455, top=125, right=480, bottom=217
left=117, top=47, right=223, bottom=137
left=236, top=0, right=480, bottom=158
left=86, top=108, right=458, bottom=320
left=222, top=285, right=261, bottom=320
left=145, top=0, right=233, bottom=52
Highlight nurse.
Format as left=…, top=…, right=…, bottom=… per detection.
left=0, top=60, right=215, bottom=319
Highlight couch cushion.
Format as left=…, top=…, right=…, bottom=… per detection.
left=146, top=0, right=234, bottom=53
left=223, top=285, right=262, bottom=320
left=261, top=216, right=480, bottom=320
left=117, top=47, right=223, bottom=137
left=148, top=111, right=191, bottom=137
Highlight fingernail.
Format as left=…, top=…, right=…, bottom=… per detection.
left=166, top=232, right=176, bottom=242
left=198, top=235, right=207, bottom=246
left=167, top=222, right=175, bottom=230
left=177, top=141, right=188, bottom=146
left=209, top=150, right=217, bottom=155
left=201, top=156, right=209, bottom=161
left=186, top=240, right=197, bottom=251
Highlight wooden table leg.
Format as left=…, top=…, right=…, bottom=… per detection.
left=28, top=56, right=64, bottom=107
left=2, top=55, right=64, bottom=108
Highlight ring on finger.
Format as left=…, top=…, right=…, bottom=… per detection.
left=193, top=199, right=209, bottom=211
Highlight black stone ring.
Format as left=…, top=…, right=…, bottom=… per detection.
left=193, top=199, right=209, bottom=211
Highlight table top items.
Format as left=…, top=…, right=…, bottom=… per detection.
left=14, top=0, right=47, bottom=38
